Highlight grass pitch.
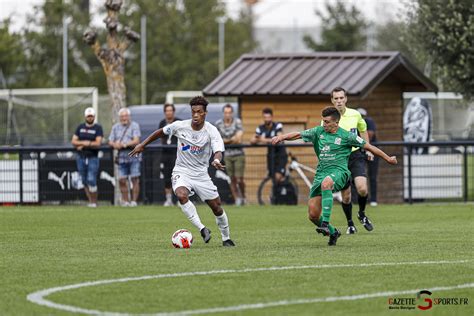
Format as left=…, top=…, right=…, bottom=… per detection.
left=1, top=203, right=473, bottom=315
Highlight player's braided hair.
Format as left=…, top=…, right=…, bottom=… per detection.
left=189, top=96, right=209, bottom=110
left=322, top=106, right=341, bottom=121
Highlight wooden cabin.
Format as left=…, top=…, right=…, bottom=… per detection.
left=203, top=52, right=437, bottom=204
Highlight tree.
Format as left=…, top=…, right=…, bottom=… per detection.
left=21, top=1, right=106, bottom=90
left=374, top=21, right=423, bottom=69
left=83, top=0, right=139, bottom=122
left=407, top=0, right=474, bottom=99
left=0, top=19, right=25, bottom=88
left=122, top=0, right=257, bottom=104
left=304, top=0, right=368, bottom=51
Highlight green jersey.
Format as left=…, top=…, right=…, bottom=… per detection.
left=301, top=126, right=366, bottom=175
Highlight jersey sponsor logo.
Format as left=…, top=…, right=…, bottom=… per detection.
left=322, top=145, right=330, bottom=152
left=181, top=142, right=204, bottom=154
left=356, top=136, right=364, bottom=143
left=334, top=137, right=341, bottom=145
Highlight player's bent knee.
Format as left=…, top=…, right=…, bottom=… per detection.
left=321, top=179, right=333, bottom=191
left=175, top=188, right=189, bottom=203
left=206, top=199, right=223, bottom=216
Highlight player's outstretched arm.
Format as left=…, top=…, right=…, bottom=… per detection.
left=363, top=143, right=397, bottom=165
left=271, top=132, right=301, bottom=145
left=211, top=151, right=225, bottom=170
left=129, top=128, right=164, bottom=157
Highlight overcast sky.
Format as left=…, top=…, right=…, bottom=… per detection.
left=1, top=0, right=406, bottom=32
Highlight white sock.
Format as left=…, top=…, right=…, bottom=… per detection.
left=179, top=201, right=205, bottom=231
left=166, top=193, right=172, bottom=202
left=215, top=211, right=230, bottom=241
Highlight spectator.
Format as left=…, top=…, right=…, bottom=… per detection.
left=71, top=107, right=103, bottom=207
left=250, top=108, right=287, bottom=184
left=357, top=107, right=379, bottom=206
left=215, top=104, right=246, bottom=206
left=108, top=108, right=141, bottom=207
left=158, top=103, right=182, bottom=206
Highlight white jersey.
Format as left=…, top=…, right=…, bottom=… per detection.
left=163, top=120, right=225, bottom=177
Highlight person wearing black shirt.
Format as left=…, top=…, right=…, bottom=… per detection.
left=71, top=107, right=103, bottom=207
left=158, top=103, right=182, bottom=206
left=358, top=107, right=379, bottom=206
left=250, top=108, right=288, bottom=184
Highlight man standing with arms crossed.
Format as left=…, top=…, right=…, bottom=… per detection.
left=215, top=104, right=246, bottom=206
left=331, top=87, right=374, bottom=234
left=71, top=107, right=103, bottom=207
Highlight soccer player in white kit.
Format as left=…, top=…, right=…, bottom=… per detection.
left=129, top=96, right=235, bottom=247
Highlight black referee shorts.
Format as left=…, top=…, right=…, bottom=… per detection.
left=348, top=149, right=367, bottom=179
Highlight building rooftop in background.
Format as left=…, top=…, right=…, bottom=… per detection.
left=203, top=51, right=437, bottom=98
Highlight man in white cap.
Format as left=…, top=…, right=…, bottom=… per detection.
left=71, top=107, right=103, bottom=207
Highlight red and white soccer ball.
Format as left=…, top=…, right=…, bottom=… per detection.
left=171, top=229, right=193, bottom=248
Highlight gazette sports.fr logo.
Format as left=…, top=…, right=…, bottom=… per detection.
left=388, top=290, right=469, bottom=311
left=181, top=143, right=204, bottom=155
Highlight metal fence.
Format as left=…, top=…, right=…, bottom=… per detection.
left=0, top=141, right=473, bottom=205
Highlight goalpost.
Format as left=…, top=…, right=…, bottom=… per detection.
left=0, top=87, right=98, bottom=146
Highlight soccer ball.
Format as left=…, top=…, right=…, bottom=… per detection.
left=171, top=229, right=193, bottom=248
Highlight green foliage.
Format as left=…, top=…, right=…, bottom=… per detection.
left=0, top=20, right=25, bottom=87
left=20, top=0, right=107, bottom=91
left=0, top=204, right=473, bottom=314
left=123, top=0, right=256, bottom=104
left=0, top=0, right=256, bottom=105
left=304, top=0, right=368, bottom=51
left=407, top=0, right=474, bottom=99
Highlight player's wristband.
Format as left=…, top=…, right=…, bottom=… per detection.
left=213, top=159, right=220, bottom=165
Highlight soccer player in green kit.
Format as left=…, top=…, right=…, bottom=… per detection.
left=272, top=107, right=397, bottom=246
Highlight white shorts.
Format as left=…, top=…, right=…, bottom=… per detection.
left=171, top=172, right=219, bottom=201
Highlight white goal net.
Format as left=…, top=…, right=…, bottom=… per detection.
left=0, top=87, right=98, bottom=146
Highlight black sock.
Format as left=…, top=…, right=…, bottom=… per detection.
left=342, top=202, right=354, bottom=226
left=358, top=195, right=368, bottom=217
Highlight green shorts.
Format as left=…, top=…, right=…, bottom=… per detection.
left=309, top=169, right=350, bottom=198
left=224, top=155, right=245, bottom=178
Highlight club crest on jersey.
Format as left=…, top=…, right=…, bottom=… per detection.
left=334, top=137, right=341, bottom=145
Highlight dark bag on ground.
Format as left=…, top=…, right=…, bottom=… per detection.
left=274, top=178, right=298, bottom=205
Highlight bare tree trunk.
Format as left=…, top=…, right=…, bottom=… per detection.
left=83, top=0, right=140, bottom=204
left=83, top=1, right=139, bottom=122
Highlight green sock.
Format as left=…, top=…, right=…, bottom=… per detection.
left=322, top=189, right=333, bottom=223
left=318, top=216, right=335, bottom=235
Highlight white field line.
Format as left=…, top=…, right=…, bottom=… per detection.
left=26, top=259, right=473, bottom=316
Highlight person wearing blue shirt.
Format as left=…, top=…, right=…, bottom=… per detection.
left=71, top=107, right=103, bottom=207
